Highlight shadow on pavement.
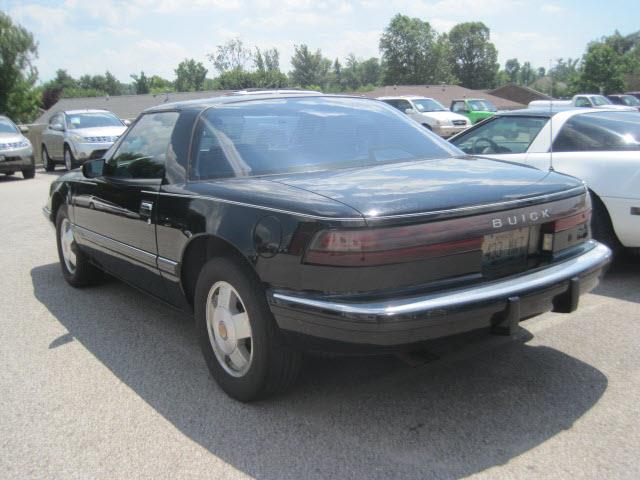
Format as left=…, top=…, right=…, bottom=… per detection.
left=592, top=250, right=640, bottom=304
left=31, top=262, right=607, bottom=479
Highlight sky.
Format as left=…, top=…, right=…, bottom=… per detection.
left=2, top=0, right=638, bottom=84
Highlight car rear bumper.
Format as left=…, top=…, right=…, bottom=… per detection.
left=268, top=241, right=611, bottom=348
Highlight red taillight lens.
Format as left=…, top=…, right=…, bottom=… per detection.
left=552, top=209, right=592, bottom=232
left=305, top=226, right=482, bottom=267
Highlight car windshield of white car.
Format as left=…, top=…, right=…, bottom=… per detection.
left=451, top=116, right=547, bottom=155
left=191, top=97, right=462, bottom=179
left=413, top=99, right=447, bottom=112
left=66, top=113, right=123, bottom=129
left=553, top=112, right=640, bottom=152
left=0, top=117, right=18, bottom=134
left=591, top=96, right=611, bottom=106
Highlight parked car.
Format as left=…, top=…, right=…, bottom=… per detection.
left=44, top=93, right=611, bottom=401
left=378, top=96, right=469, bottom=137
left=0, top=115, right=35, bottom=179
left=449, top=108, right=640, bottom=253
left=529, top=94, right=637, bottom=112
left=450, top=98, right=497, bottom=124
left=41, top=109, right=128, bottom=171
left=606, top=94, right=640, bottom=111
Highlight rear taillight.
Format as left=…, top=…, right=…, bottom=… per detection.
left=304, top=226, right=482, bottom=267
left=552, top=209, right=591, bottom=232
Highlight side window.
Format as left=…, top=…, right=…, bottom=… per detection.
left=451, top=101, right=465, bottom=113
left=575, top=97, right=590, bottom=107
left=396, top=99, right=412, bottom=112
left=104, top=111, right=179, bottom=179
left=382, top=99, right=400, bottom=110
left=452, top=116, right=547, bottom=155
left=554, top=113, right=640, bottom=152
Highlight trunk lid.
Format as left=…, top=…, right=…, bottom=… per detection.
left=269, top=156, right=583, bottom=223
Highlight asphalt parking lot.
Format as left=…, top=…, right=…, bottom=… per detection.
left=1, top=170, right=639, bottom=480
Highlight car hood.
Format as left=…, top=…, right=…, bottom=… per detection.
left=0, top=132, right=26, bottom=143
left=68, top=125, right=126, bottom=137
left=420, top=111, right=469, bottom=122
left=268, top=156, right=583, bottom=222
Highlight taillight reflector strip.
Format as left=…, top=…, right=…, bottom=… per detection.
left=553, top=209, right=591, bottom=232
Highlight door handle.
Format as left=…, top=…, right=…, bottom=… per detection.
left=140, top=200, right=154, bottom=224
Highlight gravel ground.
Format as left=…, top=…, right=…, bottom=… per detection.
left=1, top=170, right=638, bottom=480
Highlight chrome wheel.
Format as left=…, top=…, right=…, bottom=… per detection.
left=64, top=148, right=73, bottom=170
left=206, top=281, right=253, bottom=377
left=60, top=218, right=77, bottom=274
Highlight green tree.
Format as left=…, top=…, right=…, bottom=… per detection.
left=0, top=12, right=39, bottom=122
left=208, top=38, right=251, bottom=74
left=130, top=71, right=150, bottom=94
left=149, top=75, right=175, bottom=93
left=289, top=44, right=330, bottom=88
left=379, top=14, right=444, bottom=84
left=359, top=57, right=382, bottom=86
left=519, top=61, right=537, bottom=85
left=578, top=42, right=624, bottom=94
left=41, top=69, right=77, bottom=109
left=174, top=58, right=207, bottom=91
left=504, top=58, right=520, bottom=83
left=448, top=22, right=499, bottom=89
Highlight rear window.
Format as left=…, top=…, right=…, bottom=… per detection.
left=554, top=112, right=640, bottom=152
left=191, top=97, right=460, bottom=179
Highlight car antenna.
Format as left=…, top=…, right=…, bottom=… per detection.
left=549, top=58, right=555, bottom=172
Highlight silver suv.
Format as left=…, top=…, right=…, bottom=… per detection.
left=0, top=115, right=35, bottom=179
left=41, top=109, right=127, bottom=171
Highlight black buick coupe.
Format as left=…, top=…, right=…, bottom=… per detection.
left=44, top=92, right=611, bottom=401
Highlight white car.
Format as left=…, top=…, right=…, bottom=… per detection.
left=378, top=96, right=469, bottom=137
left=449, top=108, right=640, bottom=252
left=529, top=94, right=638, bottom=112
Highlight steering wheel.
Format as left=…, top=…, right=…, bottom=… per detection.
left=471, top=137, right=500, bottom=154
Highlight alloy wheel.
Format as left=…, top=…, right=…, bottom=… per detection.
left=205, top=281, right=253, bottom=377
left=60, top=218, right=77, bottom=274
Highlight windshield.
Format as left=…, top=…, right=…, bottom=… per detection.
left=191, top=97, right=461, bottom=179
left=412, top=98, right=447, bottom=112
left=468, top=100, right=497, bottom=112
left=66, top=112, right=123, bottom=129
left=591, top=96, right=611, bottom=106
left=0, top=117, right=19, bottom=134
left=621, top=95, right=640, bottom=106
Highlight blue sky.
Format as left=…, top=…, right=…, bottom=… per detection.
left=3, top=0, right=638, bottom=84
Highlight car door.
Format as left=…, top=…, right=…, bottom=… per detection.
left=44, top=113, right=65, bottom=160
left=72, top=110, right=180, bottom=297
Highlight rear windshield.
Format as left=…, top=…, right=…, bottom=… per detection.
left=554, top=111, right=640, bottom=151
left=0, top=117, right=18, bottom=134
left=66, top=112, right=123, bottom=129
left=191, top=97, right=461, bottom=179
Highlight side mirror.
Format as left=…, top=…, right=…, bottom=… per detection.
left=51, top=123, right=64, bottom=132
left=404, top=108, right=416, bottom=114
left=19, top=125, right=29, bottom=134
left=82, top=158, right=104, bottom=178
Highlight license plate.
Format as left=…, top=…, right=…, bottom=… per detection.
left=482, top=227, right=530, bottom=266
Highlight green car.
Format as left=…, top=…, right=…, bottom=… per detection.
left=450, top=98, right=497, bottom=124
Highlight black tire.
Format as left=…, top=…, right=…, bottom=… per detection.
left=64, top=145, right=76, bottom=171
left=42, top=146, right=55, bottom=171
left=194, top=257, right=302, bottom=401
left=22, top=166, right=35, bottom=179
left=55, top=206, right=103, bottom=287
left=591, top=193, right=622, bottom=254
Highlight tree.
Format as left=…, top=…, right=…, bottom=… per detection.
left=448, top=22, right=499, bottom=89
left=578, top=42, right=624, bottom=94
left=504, top=58, right=520, bottom=83
left=519, top=61, right=536, bottom=86
left=289, top=44, right=330, bottom=88
left=130, top=71, right=150, bottom=94
left=0, top=12, right=39, bottom=122
left=41, top=69, right=77, bottom=109
left=174, top=58, right=207, bottom=92
left=208, top=38, right=251, bottom=74
left=359, top=57, right=382, bottom=86
left=379, top=14, right=446, bottom=85
left=148, top=75, right=174, bottom=93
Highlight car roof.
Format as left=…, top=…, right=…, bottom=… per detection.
left=144, top=91, right=369, bottom=113
left=62, top=109, right=114, bottom=115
